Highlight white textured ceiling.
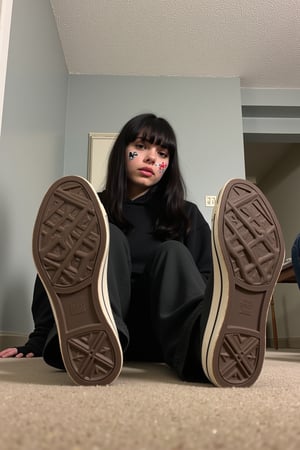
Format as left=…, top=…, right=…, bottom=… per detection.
left=50, top=0, right=300, bottom=88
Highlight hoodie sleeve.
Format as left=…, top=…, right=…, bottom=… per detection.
left=17, top=276, right=55, bottom=356
left=184, top=201, right=213, bottom=281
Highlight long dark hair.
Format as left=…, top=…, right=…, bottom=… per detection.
left=102, top=113, right=190, bottom=240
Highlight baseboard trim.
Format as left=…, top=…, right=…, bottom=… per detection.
left=267, top=336, right=300, bottom=349
left=0, top=333, right=27, bottom=349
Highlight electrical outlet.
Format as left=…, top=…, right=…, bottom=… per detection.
left=205, top=195, right=216, bottom=207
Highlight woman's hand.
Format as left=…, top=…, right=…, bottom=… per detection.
left=0, top=347, right=35, bottom=358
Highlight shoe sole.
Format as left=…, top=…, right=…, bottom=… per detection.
left=32, top=176, right=123, bottom=385
left=201, top=179, right=285, bottom=387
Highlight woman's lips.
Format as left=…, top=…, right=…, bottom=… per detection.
left=138, top=167, right=154, bottom=177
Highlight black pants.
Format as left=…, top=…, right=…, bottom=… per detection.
left=44, top=224, right=212, bottom=382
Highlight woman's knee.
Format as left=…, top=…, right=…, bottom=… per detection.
left=109, top=224, right=131, bottom=258
left=150, top=241, right=194, bottom=269
left=155, top=240, right=190, bottom=258
left=109, top=223, right=127, bottom=244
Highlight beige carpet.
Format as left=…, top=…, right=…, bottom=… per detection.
left=1, top=350, right=300, bottom=450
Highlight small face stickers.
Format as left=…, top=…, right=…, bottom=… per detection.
left=155, top=161, right=168, bottom=174
left=129, top=151, right=138, bottom=160
left=128, top=149, right=168, bottom=174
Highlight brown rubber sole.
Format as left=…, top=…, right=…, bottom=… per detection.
left=201, top=179, right=285, bottom=387
left=32, top=176, right=123, bottom=385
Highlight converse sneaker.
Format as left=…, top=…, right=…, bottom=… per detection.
left=32, top=176, right=123, bottom=385
left=202, top=179, right=285, bottom=387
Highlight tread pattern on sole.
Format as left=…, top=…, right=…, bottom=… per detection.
left=33, top=176, right=122, bottom=386
left=224, top=184, right=282, bottom=286
left=219, top=333, right=260, bottom=384
left=39, top=182, right=100, bottom=287
left=202, top=179, right=285, bottom=387
left=68, top=330, right=116, bottom=381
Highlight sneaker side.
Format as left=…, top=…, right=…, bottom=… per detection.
left=201, top=179, right=285, bottom=387
left=32, top=176, right=123, bottom=386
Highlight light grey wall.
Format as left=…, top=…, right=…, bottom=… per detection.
left=0, top=0, right=68, bottom=336
left=64, top=75, right=245, bottom=224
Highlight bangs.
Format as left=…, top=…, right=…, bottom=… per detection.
left=138, top=127, right=175, bottom=152
left=125, top=115, right=177, bottom=153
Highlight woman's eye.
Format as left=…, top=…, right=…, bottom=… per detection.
left=159, top=151, right=168, bottom=158
left=135, top=143, right=145, bottom=150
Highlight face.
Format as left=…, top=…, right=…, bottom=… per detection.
left=125, top=136, right=170, bottom=199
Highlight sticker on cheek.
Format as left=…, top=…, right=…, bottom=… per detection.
left=155, top=161, right=168, bottom=174
left=129, top=151, right=138, bottom=160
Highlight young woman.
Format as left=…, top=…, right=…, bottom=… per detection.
left=0, top=113, right=285, bottom=388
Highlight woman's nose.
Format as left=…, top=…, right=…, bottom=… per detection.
left=143, top=148, right=156, bottom=164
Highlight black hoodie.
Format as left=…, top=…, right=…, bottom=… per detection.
left=100, top=187, right=212, bottom=280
